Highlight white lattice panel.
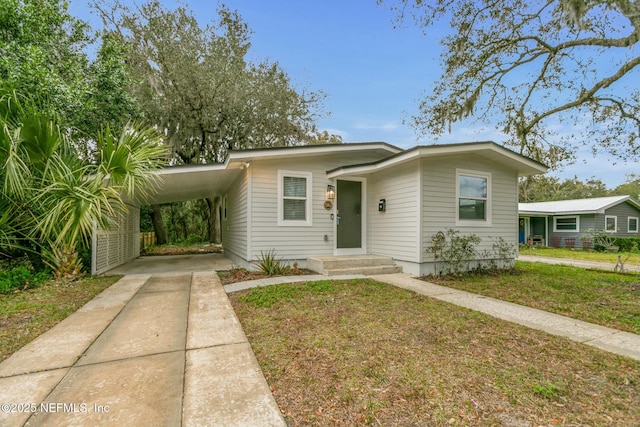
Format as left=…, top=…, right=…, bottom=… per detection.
left=92, top=206, right=141, bottom=275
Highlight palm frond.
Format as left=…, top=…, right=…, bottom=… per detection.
left=35, top=164, right=122, bottom=248
left=96, top=121, right=168, bottom=202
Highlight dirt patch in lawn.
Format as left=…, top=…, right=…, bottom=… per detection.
left=230, top=279, right=640, bottom=426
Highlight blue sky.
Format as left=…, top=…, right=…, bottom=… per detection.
left=68, top=0, right=638, bottom=188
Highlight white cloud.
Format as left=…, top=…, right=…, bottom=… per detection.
left=353, top=121, right=401, bottom=132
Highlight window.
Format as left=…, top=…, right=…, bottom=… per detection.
left=553, top=216, right=579, bottom=232
left=222, top=197, right=227, bottom=220
left=278, top=170, right=312, bottom=226
left=605, top=216, right=617, bottom=233
left=629, top=217, right=638, bottom=233
left=456, top=170, right=491, bottom=225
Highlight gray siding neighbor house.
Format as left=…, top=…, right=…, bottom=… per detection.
left=518, top=195, right=640, bottom=248
left=92, top=141, right=547, bottom=275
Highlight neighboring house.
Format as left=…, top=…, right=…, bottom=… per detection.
left=92, top=141, right=546, bottom=275
left=518, top=195, right=640, bottom=248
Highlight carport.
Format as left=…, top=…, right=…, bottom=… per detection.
left=91, top=161, right=244, bottom=275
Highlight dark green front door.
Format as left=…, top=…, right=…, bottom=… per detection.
left=337, top=180, right=362, bottom=249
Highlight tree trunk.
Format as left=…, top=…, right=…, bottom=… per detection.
left=150, top=204, right=168, bottom=245
left=206, top=197, right=221, bottom=244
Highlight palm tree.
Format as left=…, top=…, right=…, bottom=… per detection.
left=0, top=90, right=167, bottom=278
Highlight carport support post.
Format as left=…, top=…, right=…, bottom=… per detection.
left=206, top=196, right=222, bottom=244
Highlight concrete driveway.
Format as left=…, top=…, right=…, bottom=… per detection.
left=105, top=253, right=236, bottom=275
left=0, top=254, right=286, bottom=427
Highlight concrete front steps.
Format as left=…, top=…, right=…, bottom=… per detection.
left=307, top=255, right=402, bottom=276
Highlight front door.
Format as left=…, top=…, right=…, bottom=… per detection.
left=336, top=180, right=362, bottom=249
left=519, top=218, right=526, bottom=244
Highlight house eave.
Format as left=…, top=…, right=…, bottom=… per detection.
left=227, top=142, right=401, bottom=167
left=144, top=142, right=402, bottom=205
left=327, top=141, right=548, bottom=178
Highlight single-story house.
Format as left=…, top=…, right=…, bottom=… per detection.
left=92, top=141, right=547, bottom=275
left=518, top=195, right=640, bottom=248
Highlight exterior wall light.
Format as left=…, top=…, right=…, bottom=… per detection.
left=326, top=184, right=335, bottom=200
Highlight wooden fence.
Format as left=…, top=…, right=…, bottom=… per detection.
left=140, top=232, right=157, bottom=249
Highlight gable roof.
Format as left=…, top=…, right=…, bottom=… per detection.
left=326, top=141, right=548, bottom=178
left=519, top=195, right=640, bottom=215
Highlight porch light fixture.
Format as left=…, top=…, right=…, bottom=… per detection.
left=326, top=184, right=335, bottom=200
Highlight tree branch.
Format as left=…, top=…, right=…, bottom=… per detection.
left=523, top=55, right=640, bottom=133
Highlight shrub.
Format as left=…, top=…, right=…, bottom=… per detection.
left=613, top=237, right=640, bottom=253
left=255, top=249, right=289, bottom=276
left=0, top=258, right=50, bottom=294
left=427, top=229, right=516, bottom=276
left=427, top=229, right=481, bottom=275
left=584, top=229, right=617, bottom=252
left=180, top=234, right=207, bottom=246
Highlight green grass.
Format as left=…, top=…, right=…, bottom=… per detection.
left=0, top=275, right=120, bottom=362
left=429, top=261, right=640, bottom=334
left=520, top=245, right=640, bottom=265
left=230, top=279, right=640, bottom=426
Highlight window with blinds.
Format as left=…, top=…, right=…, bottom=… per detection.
left=278, top=170, right=313, bottom=226
left=283, top=176, right=307, bottom=221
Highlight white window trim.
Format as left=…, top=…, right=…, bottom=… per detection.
left=605, top=215, right=617, bottom=233
left=553, top=216, right=579, bottom=232
left=455, top=169, right=492, bottom=227
left=628, top=217, right=638, bottom=233
left=277, top=170, right=313, bottom=227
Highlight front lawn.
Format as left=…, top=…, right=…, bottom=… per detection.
left=519, top=246, right=640, bottom=266
left=0, top=275, right=120, bottom=362
left=427, top=261, right=640, bottom=334
left=230, top=279, right=640, bottom=426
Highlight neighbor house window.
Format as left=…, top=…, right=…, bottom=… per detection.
left=629, top=217, right=638, bottom=233
left=456, top=170, right=491, bottom=225
left=605, top=215, right=617, bottom=232
left=278, top=170, right=312, bottom=226
left=553, top=216, right=579, bottom=232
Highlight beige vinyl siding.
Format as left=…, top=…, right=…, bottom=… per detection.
left=248, top=153, right=384, bottom=263
left=222, top=169, right=249, bottom=263
left=421, top=155, right=519, bottom=263
left=368, top=159, right=420, bottom=262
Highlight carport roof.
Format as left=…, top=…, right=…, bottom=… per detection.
left=144, top=142, right=401, bottom=205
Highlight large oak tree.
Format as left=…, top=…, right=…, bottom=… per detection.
left=382, top=0, right=640, bottom=169
left=95, top=1, right=331, bottom=243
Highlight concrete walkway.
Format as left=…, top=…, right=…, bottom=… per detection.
left=0, top=272, right=286, bottom=427
left=223, top=270, right=640, bottom=361
left=369, top=273, right=640, bottom=362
